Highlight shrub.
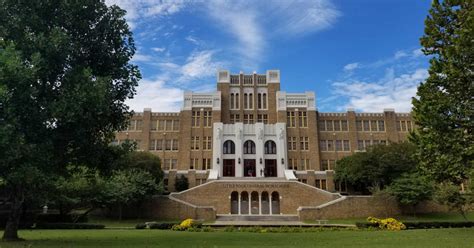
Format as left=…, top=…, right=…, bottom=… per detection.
left=135, top=223, right=147, bottom=229
left=148, top=222, right=177, bottom=230
left=367, top=217, right=406, bottom=231
left=171, top=218, right=199, bottom=231
left=35, top=223, right=105, bottom=229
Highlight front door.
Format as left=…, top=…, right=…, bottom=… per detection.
left=244, top=159, right=256, bottom=177
left=223, top=159, right=235, bottom=177
left=264, top=159, right=277, bottom=177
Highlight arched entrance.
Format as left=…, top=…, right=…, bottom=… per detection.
left=230, top=191, right=238, bottom=214
left=251, top=191, right=259, bottom=214
left=261, top=191, right=270, bottom=214
left=240, top=191, right=249, bottom=214
left=271, top=192, right=280, bottom=214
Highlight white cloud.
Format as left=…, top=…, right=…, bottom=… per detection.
left=394, top=50, right=408, bottom=59
left=131, top=52, right=153, bottom=62
left=185, top=36, right=200, bottom=45
left=343, top=62, right=359, bottom=71
left=151, top=47, right=166, bottom=52
left=332, top=68, right=428, bottom=112
left=126, top=78, right=183, bottom=112
left=177, top=50, right=227, bottom=83
left=412, top=48, right=424, bottom=58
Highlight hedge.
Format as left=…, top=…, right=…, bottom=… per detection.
left=35, top=223, right=105, bottom=229
left=149, top=222, right=178, bottom=230
left=356, top=221, right=474, bottom=229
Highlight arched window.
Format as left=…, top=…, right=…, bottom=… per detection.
left=244, top=93, right=248, bottom=109
left=262, top=93, right=267, bottom=109
left=235, top=93, right=239, bottom=109
left=243, top=140, right=256, bottom=154
left=223, top=140, right=235, bottom=154
left=257, top=93, right=262, bottom=109
left=249, top=93, right=253, bottom=109
left=230, top=93, right=235, bottom=109
left=264, top=140, right=277, bottom=154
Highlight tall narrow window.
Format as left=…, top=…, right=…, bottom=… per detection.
left=243, top=140, right=256, bottom=154
left=235, top=93, right=239, bottom=109
left=249, top=93, right=253, bottom=109
left=287, top=112, right=296, bottom=127
left=262, top=93, right=267, bottom=109
left=230, top=93, right=235, bottom=109
left=264, top=140, right=277, bottom=154
left=257, top=93, right=262, bottom=109
left=204, top=111, right=212, bottom=127
left=192, top=111, right=200, bottom=127
left=244, top=93, right=248, bottom=109
left=298, top=112, right=307, bottom=127
left=341, top=120, right=348, bottom=131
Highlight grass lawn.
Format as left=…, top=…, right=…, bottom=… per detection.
left=0, top=229, right=473, bottom=248
left=323, top=212, right=474, bottom=225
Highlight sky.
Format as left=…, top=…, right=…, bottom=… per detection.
left=105, top=0, right=432, bottom=113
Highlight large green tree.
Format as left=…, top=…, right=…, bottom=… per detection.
left=411, top=0, right=473, bottom=184
left=335, top=142, right=417, bottom=193
left=0, top=0, right=139, bottom=240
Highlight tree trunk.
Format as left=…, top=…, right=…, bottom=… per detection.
left=118, top=204, right=122, bottom=221
left=2, top=191, right=25, bottom=241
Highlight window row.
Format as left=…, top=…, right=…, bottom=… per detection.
left=230, top=93, right=268, bottom=110
left=223, top=140, right=277, bottom=154
left=126, top=120, right=143, bottom=131
left=151, top=119, right=180, bottom=131
left=149, top=139, right=179, bottom=151
left=191, top=136, right=212, bottom=151
left=287, top=111, right=308, bottom=128
left=319, top=120, right=348, bottom=132
left=320, top=140, right=350, bottom=151
left=357, top=140, right=386, bottom=150
left=288, top=158, right=310, bottom=170
left=190, top=158, right=212, bottom=170
left=192, top=111, right=212, bottom=127
left=356, top=120, right=385, bottom=132
left=287, top=137, right=309, bottom=151
left=397, top=120, right=413, bottom=132
left=321, top=159, right=336, bottom=171
left=230, top=114, right=268, bottom=124
left=162, top=159, right=178, bottom=170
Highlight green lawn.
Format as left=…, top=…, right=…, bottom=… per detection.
left=324, top=212, right=474, bottom=224
left=1, top=229, right=473, bottom=248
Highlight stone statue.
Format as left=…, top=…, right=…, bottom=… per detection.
left=238, top=129, right=243, bottom=140
left=279, top=128, right=286, bottom=140
left=258, top=128, right=264, bottom=140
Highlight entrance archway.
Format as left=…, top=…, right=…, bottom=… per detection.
left=261, top=191, right=270, bottom=214
left=271, top=191, right=280, bottom=214
left=251, top=191, right=259, bottom=215
left=230, top=191, right=238, bottom=214
left=240, top=191, right=249, bottom=214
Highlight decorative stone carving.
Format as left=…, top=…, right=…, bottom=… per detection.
left=279, top=128, right=286, bottom=140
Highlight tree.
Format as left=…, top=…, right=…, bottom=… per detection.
left=386, top=173, right=434, bottom=216
left=434, top=182, right=473, bottom=220
left=335, top=142, right=417, bottom=193
left=175, top=175, right=189, bottom=192
left=0, top=1, right=139, bottom=240
left=104, top=169, right=159, bottom=220
left=115, top=151, right=164, bottom=184
left=411, top=0, right=473, bottom=184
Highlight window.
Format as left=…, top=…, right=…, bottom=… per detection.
left=378, top=120, right=385, bottom=132
left=335, top=140, right=342, bottom=151
left=327, top=140, right=334, bottom=151
left=202, top=158, right=211, bottom=170
left=315, top=179, right=327, bottom=190
left=172, top=139, right=179, bottom=151
left=230, top=114, right=240, bottom=123
left=288, top=158, right=297, bottom=170
left=173, top=120, right=180, bottom=131
left=334, top=120, right=340, bottom=131
left=192, top=111, right=200, bottom=127
left=407, top=121, right=412, bottom=131
left=223, top=140, right=235, bottom=154
left=171, top=159, right=177, bottom=170
left=156, top=139, right=163, bottom=150
left=321, top=179, right=327, bottom=190
left=190, top=158, right=199, bottom=169
left=150, top=120, right=158, bottom=131
left=371, top=120, right=378, bottom=131
left=341, top=120, right=348, bottom=131
left=243, top=140, right=256, bottom=154
left=191, top=137, right=200, bottom=150
left=321, top=160, right=328, bottom=171
left=299, top=112, right=308, bottom=127
left=244, top=93, right=248, bottom=109
left=326, top=120, right=333, bottom=131
left=165, top=139, right=172, bottom=151
left=203, top=136, right=212, bottom=150
left=257, top=93, right=262, bottom=109
left=343, top=140, right=350, bottom=151
left=235, top=93, right=239, bottom=109
left=357, top=140, right=364, bottom=150
left=288, top=137, right=297, bottom=151
left=363, top=120, right=370, bottom=131
left=262, top=93, right=267, bottom=109
left=329, top=160, right=336, bottom=170
left=320, top=140, right=327, bottom=151
left=257, top=114, right=268, bottom=124
left=249, top=93, right=253, bottom=109
left=356, top=121, right=362, bottom=131
left=319, top=120, right=326, bottom=131
left=230, top=93, right=235, bottom=109
left=300, top=137, right=309, bottom=151
left=287, top=112, right=296, bottom=127
left=300, top=159, right=309, bottom=170
left=127, top=120, right=143, bottom=131
left=204, top=111, right=212, bottom=127
left=163, top=159, right=171, bottom=170
left=244, top=114, right=254, bottom=124
left=264, top=140, right=277, bottom=154
left=149, top=139, right=157, bottom=150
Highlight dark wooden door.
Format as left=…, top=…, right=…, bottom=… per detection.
left=264, top=159, right=277, bottom=177
left=223, top=159, right=235, bottom=177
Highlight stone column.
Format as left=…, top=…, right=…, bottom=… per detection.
left=238, top=192, right=241, bottom=215
left=258, top=192, right=262, bottom=215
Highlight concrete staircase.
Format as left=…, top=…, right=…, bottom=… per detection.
left=216, top=214, right=299, bottom=222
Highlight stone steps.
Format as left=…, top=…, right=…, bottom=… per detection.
left=216, top=214, right=299, bottom=222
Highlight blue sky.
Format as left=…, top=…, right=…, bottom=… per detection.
left=106, top=0, right=432, bottom=113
